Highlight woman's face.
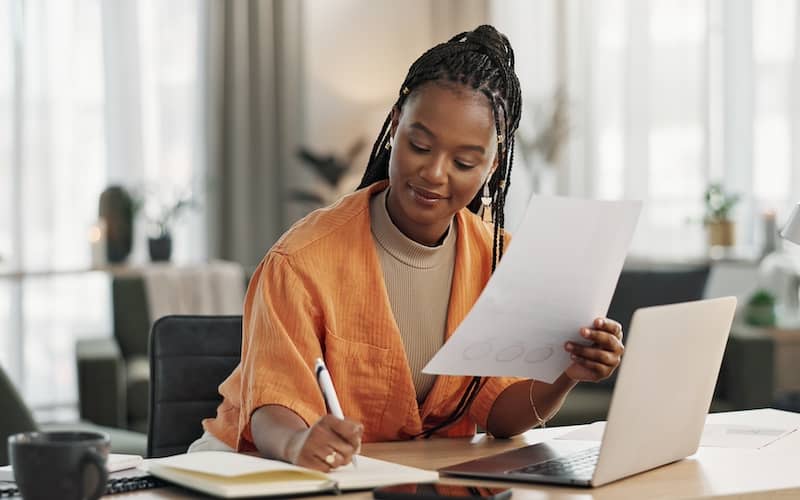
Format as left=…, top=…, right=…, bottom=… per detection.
left=386, top=82, right=498, bottom=246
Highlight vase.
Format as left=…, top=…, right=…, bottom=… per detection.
left=99, top=186, right=134, bottom=263
left=148, top=234, right=172, bottom=262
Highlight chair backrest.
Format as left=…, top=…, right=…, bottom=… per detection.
left=607, top=264, right=711, bottom=334
left=598, top=264, right=711, bottom=389
left=0, top=366, right=38, bottom=465
left=112, top=275, right=151, bottom=359
left=147, top=315, right=242, bottom=458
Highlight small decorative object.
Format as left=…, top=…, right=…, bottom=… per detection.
left=148, top=233, right=172, bottom=262
left=703, top=182, right=740, bottom=248
left=99, top=186, right=135, bottom=263
left=745, top=289, right=777, bottom=327
left=88, top=218, right=108, bottom=268
left=135, top=186, right=197, bottom=262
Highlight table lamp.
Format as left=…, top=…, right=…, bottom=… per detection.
left=780, top=203, right=800, bottom=244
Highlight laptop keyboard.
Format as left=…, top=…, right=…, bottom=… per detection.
left=509, top=445, right=600, bottom=478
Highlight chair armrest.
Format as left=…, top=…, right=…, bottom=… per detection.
left=76, top=337, right=127, bottom=428
left=717, top=332, right=775, bottom=410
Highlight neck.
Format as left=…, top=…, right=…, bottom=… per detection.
left=385, top=189, right=451, bottom=247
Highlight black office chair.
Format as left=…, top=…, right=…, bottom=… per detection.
left=147, top=315, right=242, bottom=458
left=606, top=264, right=711, bottom=335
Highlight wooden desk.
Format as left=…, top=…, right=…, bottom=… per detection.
left=114, top=409, right=799, bottom=499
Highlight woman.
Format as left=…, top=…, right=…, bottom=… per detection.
left=194, top=25, right=624, bottom=472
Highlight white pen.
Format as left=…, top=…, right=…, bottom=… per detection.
left=314, top=357, right=359, bottom=467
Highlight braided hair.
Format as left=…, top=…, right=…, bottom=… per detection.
left=357, top=24, right=522, bottom=272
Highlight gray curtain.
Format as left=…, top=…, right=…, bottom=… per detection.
left=203, top=0, right=304, bottom=269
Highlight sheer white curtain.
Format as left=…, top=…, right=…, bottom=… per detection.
left=495, top=0, right=800, bottom=259
left=0, top=0, right=204, bottom=415
left=572, top=0, right=800, bottom=259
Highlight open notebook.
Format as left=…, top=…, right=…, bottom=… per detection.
left=142, top=451, right=438, bottom=498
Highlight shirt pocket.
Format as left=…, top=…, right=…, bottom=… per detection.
left=323, top=328, right=394, bottom=426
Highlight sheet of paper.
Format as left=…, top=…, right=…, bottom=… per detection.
left=700, top=424, right=797, bottom=448
left=555, top=421, right=798, bottom=449
left=424, top=195, right=641, bottom=383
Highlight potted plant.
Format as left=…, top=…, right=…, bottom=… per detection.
left=704, top=183, right=740, bottom=247
left=745, top=289, right=777, bottom=327
left=135, top=187, right=197, bottom=262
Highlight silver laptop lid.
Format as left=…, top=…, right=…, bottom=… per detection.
left=592, top=296, right=737, bottom=486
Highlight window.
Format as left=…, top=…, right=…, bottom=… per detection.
left=497, top=0, right=800, bottom=259
left=585, top=0, right=709, bottom=258
left=0, top=0, right=204, bottom=415
left=752, top=0, right=797, bottom=210
left=0, top=0, right=14, bottom=270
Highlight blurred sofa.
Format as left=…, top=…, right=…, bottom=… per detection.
left=76, top=264, right=247, bottom=433
left=549, top=262, right=775, bottom=426
left=77, top=276, right=151, bottom=433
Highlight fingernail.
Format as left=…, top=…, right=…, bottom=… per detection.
left=581, top=328, right=591, bottom=338
left=565, top=343, right=573, bottom=351
left=570, top=354, right=578, bottom=361
left=597, top=318, right=605, bottom=326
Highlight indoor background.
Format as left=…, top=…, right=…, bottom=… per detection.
left=1, top=0, right=798, bottom=433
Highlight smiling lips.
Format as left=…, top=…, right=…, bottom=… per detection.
left=410, top=184, right=448, bottom=203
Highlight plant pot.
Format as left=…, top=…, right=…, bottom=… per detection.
left=148, top=234, right=172, bottom=262
left=745, top=303, right=776, bottom=327
left=707, top=219, right=735, bottom=247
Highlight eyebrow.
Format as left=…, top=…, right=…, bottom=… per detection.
left=409, top=122, right=486, bottom=155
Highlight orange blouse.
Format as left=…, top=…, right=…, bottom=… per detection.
left=203, top=181, right=521, bottom=451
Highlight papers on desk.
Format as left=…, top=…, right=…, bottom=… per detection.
left=424, top=195, right=641, bottom=383
left=555, top=421, right=798, bottom=449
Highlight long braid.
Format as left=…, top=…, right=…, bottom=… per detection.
left=358, top=25, right=522, bottom=272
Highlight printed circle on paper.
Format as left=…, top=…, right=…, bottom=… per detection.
left=524, top=346, right=554, bottom=363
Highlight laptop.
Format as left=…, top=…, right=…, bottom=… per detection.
left=440, top=296, right=737, bottom=487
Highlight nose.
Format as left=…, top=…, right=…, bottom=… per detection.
left=419, top=153, right=448, bottom=185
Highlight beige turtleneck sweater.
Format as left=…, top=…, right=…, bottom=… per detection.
left=369, top=188, right=457, bottom=404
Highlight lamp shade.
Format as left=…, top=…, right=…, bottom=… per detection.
left=780, top=203, right=800, bottom=244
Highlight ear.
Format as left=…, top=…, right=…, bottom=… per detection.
left=389, top=106, right=400, bottom=143
left=485, top=157, right=499, bottom=184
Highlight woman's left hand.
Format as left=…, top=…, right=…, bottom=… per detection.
left=564, top=317, right=624, bottom=382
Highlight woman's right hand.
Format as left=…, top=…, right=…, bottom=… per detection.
left=284, top=415, right=364, bottom=472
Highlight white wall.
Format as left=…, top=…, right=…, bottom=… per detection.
left=297, top=0, right=489, bottom=204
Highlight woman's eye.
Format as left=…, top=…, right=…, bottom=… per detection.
left=409, top=142, right=430, bottom=153
left=455, top=160, right=476, bottom=169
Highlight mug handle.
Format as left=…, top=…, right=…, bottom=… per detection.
left=80, top=450, right=109, bottom=500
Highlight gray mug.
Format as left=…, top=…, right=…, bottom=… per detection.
left=8, top=431, right=110, bottom=500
